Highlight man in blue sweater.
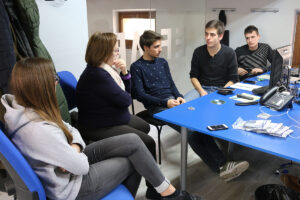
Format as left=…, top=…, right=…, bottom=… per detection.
left=131, top=30, right=249, bottom=182
left=131, top=31, right=185, bottom=114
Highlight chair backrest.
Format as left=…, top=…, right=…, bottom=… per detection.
left=0, top=123, right=46, bottom=200
left=57, top=71, right=78, bottom=110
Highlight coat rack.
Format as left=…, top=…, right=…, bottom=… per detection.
left=251, top=8, right=279, bottom=13
left=212, top=8, right=236, bottom=12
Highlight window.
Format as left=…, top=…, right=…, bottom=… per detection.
left=119, top=11, right=156, bottom=49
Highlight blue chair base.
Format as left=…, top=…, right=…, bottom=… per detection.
left=101, top=184, right=134, bottom=200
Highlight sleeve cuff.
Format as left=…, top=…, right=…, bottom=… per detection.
left=121, top=73, right=131, bottom=80
left=162, top=99, right=168, bottom=107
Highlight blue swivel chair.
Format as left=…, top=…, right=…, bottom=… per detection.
left=57, top=71, right=134, bottom=200
left=0, top=122, right=46, bottom=200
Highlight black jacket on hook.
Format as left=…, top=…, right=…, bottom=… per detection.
left=0, top=0, right=16, bottom=93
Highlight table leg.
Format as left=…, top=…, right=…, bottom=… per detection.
left=180, top=127, right=188, bottom=191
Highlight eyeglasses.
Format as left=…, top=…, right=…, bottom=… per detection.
left=54, top=74, right=60, bottom=83
left=113, top=48, right=119, bottom=53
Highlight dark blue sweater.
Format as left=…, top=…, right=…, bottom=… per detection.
left=130, top=57, right=183, bottom=108
left=76, top=65, right=131, bottom=128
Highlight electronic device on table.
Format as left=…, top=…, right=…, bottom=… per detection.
left=207, top=124, right=228, bottom=131
left=260, top=86, right=294, bottom=110
left=252, top=45, right=292, bottom=96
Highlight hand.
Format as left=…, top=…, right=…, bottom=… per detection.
left=177, top=97, right=186, bottom=104
left=71, top=143, right=81, bottom=153
left=114, top=59, right=127, bottom=75
left=251, top=68, right=263, bottom=75
left=199, top=89, right=208, bottom=97
left=167, top=99, right=180, bottom=108
left=238, top=67, right=248, bottom=76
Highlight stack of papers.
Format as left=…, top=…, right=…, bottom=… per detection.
left=232, top=117, right=293, bottom=138
left=231, top=82, right=262, bottom=91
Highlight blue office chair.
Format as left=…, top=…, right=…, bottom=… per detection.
left=0, top=122, right=46, bottom=200
left=57, top=71, right=134, bottom=200
left=57, top=71, right=78, bottom=110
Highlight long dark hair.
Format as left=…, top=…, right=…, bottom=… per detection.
left=10, top=57, right=73, bottom=144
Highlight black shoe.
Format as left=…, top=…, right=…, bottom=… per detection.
left=161, top=191, right=202, bottom=200
left=146, top=187, right=162, bottom=200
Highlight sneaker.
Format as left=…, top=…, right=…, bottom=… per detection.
left=161, top=190, right=202, bottom=200
left=146, top=187, right=162, bottom=200
left=219, top=161, right=249, bottom=182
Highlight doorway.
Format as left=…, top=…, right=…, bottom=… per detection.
left=292, top=12, right=300, bottom=68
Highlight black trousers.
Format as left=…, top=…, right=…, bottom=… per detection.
left=79, top=115, right=155, bottom=160
left=147, top=106, right=226, bottom=173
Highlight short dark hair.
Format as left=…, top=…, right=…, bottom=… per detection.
left=205, top=20, right=224, bottom=35
left=139, top=30, right=162, bottom=51
left=244, top=25, right=259, bottom=35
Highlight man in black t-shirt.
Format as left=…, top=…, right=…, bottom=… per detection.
left=185, top=20, right=239, bottom=101
left=235, top=25, right=273, bottom=80
left=185, top=20, right=249, bottom=182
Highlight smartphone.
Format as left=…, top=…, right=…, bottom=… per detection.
left=207, top=124, right=228, bottom=131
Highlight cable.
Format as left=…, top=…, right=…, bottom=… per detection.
left=289, top=134, right=300, bottom=139
left=259, top=106, right=288, bottom=117
left=286, top=114, right=300, bottom=139
left=287, top=109, right=300, bottom=126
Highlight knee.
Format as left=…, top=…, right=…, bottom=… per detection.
left=126, top=133, right=143, bottom=144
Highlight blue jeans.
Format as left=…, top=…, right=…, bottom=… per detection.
left=184, top=86, right=220, bottom=102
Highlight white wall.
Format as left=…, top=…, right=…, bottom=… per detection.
left=87, top=0, right=206, bottom=96
left=206, top=0, right=300, bottom=50
left=37, top=0, right=89, bottom=79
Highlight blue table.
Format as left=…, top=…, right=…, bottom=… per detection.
left=154, top=86, right=300, bottom=190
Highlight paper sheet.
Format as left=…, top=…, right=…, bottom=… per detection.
left=257, top=74, right=270, bottom=80
left=230, top=82, right=262, bottom=91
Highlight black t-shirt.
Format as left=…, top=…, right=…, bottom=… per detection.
left=235, top=43, right=273, bottom=72
left=190, top=44, right=238, bottom=87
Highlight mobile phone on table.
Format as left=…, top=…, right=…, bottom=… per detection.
left=207, top=124, right=228, bottom=131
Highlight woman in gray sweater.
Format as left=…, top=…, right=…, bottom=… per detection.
left=1, top=57, right=200, bottom=200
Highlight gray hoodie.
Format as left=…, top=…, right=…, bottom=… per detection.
left=1, top=94, right=89, bottom=200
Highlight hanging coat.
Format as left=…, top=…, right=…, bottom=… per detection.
left=6, top=0, right=71, bottom=124
left=0, top=0, right=15, bottom=94
left=3, top=0, right=34, bottom=59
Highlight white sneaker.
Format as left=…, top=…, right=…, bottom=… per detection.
left=219, top=161, right=249, bottom=182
